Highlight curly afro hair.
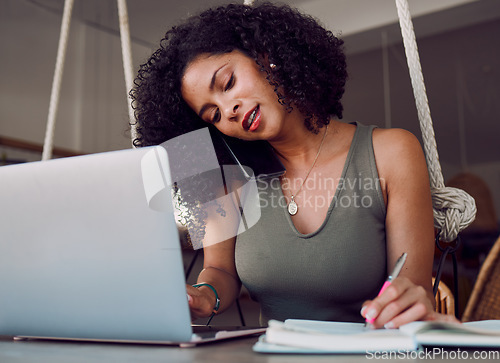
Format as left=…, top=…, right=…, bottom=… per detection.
left=130, top=1, right=347, bottom=148
left=130, top=2, right=347, bottom=247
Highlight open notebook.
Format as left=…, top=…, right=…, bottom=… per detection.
left=0, top=145, right=264, bottom=346
left=253, top=319, right=500, bottom=354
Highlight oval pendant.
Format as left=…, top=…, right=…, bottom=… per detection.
left=288, top=200, right=298, bottom=216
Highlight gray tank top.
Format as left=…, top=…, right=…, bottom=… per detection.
left=235, top=123, right=387, bottom=324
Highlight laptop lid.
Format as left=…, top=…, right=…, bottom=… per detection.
left=0, top=146, right=194, bottom=343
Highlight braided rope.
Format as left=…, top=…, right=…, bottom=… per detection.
left=395, top=0, right=476, bottom=241
left=42, top=0, right=75, bottom=161
left=117, top=0, right=137, bottom=147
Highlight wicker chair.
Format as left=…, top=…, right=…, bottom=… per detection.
left=462, top=234, right=500, bottom=322
left=433, top=277, right=455, bottom=316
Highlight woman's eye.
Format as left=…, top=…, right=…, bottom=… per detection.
left=224, top=74, right=235, bottom=91
left=211, top=109, right=221, bottom=123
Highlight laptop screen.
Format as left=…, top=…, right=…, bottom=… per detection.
left=0, top=146, right=193, bottom=342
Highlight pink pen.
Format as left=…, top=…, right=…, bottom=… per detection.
left=365, top=252, right=408, bottom=324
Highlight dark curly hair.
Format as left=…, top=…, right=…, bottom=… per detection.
left=130, top=1, right=347, bottom=147
left=130, top=1, right=347, bottom=247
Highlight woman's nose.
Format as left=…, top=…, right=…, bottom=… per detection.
left=223, top=102, right=240, bottom=121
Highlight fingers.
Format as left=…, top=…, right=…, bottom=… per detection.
left=186, top=285, right=214, bottom=320
left=381, top=299, right=430, bottom=329
left=361, top=277, right=412, bottom=325
left=360, top=277, right=434, bottom=329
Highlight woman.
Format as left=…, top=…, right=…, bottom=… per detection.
left=131, top=2, right=453, bottom=328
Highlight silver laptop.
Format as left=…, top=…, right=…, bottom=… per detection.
left=0, top=146, right=264, bottom=346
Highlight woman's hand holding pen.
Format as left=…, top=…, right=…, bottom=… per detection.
left=360, top=276, right=460, bottom=329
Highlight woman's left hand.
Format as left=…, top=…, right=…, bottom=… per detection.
left=360, top=276, right=460, bottom=329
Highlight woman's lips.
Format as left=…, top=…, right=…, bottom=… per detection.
left=243, top=106, right=261, bottom=131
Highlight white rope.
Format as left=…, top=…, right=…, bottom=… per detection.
left=117, top=0, right=137, bottom=147
left=395, top=0, right=476, bottom=241
left=42, top=0, right=75, bottom=161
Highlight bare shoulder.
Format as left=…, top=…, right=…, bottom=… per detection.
left=372, top=127, right=428, bottom=182
left=372, top=127, right=423, bottom=156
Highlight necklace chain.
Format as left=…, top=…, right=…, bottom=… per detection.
left=286, top=125, right=328, bottom=216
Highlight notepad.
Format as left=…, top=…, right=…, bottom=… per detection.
left=253, top=319, right=500, bottom=354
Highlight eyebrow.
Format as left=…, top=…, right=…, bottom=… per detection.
left=210, top=63, right=227, bottom=90
left=198, top=63, right=228, bottom=119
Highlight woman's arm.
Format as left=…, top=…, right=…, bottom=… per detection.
left=361, top=128, right=457, bottom=328
left=185, top=185, right=243, bottom=321
left=186, top=237, right=241, bottom=320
